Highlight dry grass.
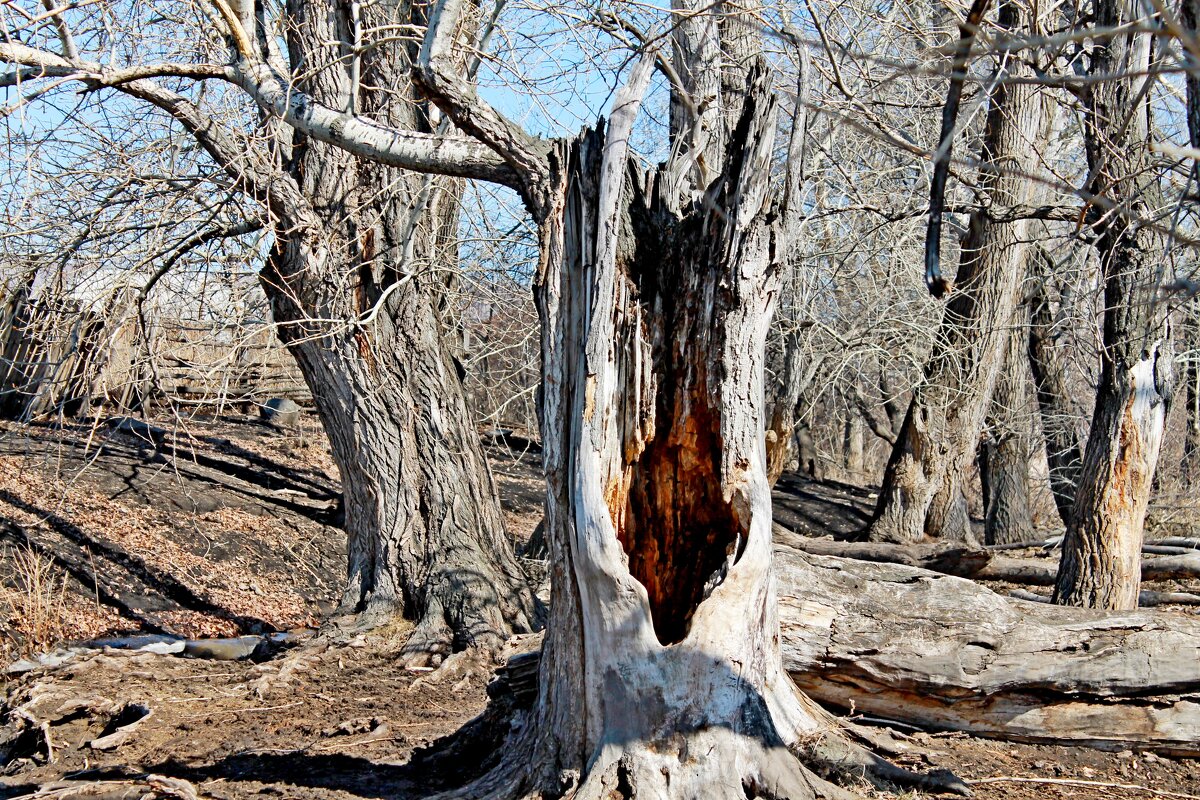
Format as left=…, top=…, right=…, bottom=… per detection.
left=0, top=543, right=69, bottom=659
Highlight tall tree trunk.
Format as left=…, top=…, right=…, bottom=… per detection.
left=1026, top=249, right=1086, bottom=525
left=981, top=319, right=1033, bottom=544
left=867, top=1, right=1043, bottom=543
left=1182, top=0, right=1200, bottom=488
left=845, top=413, right=865, bottom=480
left=261, top=0, right=534, bottom=657
left=457, top=61, right=924, bottom=800
left=1052, top=0, right=1174, bottom=610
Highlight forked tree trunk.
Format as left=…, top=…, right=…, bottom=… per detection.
left=1053, top=0, right=1174, bottom=610
left=981, top=319, right=1033, bottom=544
left=260, top=0, right=534, bottom=657
left=1026, top=250, right=1086, bottom=526
left=868, top=7, right=1043, bottom=543
left=459, top=64, right=908, bottom=800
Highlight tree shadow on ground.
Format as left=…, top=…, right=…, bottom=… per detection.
left=772, top=472, right=876, bottom=540
left=0, top=490, right=276, bottom=633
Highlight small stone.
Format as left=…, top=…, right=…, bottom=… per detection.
left=1032, top=760, right=1050, bottom=771
left=259, top=397, right=302, bottom=427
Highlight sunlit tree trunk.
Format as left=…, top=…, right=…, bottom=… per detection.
left=1053, top=0, right=1174, bottom=609
left=262, top=0, right=533, bottom=655
left=1027, top=249, right=1086, bottom=526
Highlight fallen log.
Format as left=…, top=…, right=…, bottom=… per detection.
left=771, top=525, right=992, bottom=577
left=974, top=555, right=1056, bottom=584
left=1151, top=537, right=1200, bottom=549
left=984, top=537, right=1058, bottom=551
left=1008, top=588, right=1200, bottom=607
left=974, top=553, right=1200, bottom=585
left=1142, top=553, right=1200, bottom=581
left=778, top=546, right=1200, bottom=755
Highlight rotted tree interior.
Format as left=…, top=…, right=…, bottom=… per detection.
left=599, top=93, right=773, bottom=646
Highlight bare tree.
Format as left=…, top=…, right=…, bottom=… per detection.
left=1, top=0, right=535, bottom=661
left=1053, top=0, right=1175, bottom=609
left=867, top=0, right=1047, bottom=544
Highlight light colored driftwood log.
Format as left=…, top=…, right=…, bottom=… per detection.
left=772, top=525, right=992, bottom=577
left=973, top=553, right=1200, bottom=585
left=777, top=546, right=1200, bottom=755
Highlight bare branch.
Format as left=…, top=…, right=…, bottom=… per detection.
left=416, top=0, right=551, bottom=200
left=924, top=0, right=995, bottom=299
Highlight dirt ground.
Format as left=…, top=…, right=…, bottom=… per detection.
left=0, top=414, right=1197, bottom=799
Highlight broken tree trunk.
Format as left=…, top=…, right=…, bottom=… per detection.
left=439, top=52, right=948, bottom=798
left=778, top=546, right=1200, bottom=755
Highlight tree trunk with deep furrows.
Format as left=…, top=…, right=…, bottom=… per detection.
left=1026, top=250, right=1086, bottom=527
left=1052, top=0, right=1174, bottom=610
left=981, top=318, right=1034, bottom=544
left=867, top=3, right=1044, bottom=543
left=260, top=0, right=534, bottom=657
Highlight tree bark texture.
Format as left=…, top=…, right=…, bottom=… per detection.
left=1053, top=0, right=1174, bottom=610
left=981, top=316, right=1034, bottom=544
left=1187, top=315, right=1200, bottom=485
left=868, top=10, right=1044, bottom=544
left=778, top=547, right=1200, bottom=755
left=463, top=64, right=893, bottom=800
left=260, top=0, right=533, bottom=656
left=1026, top=250, right=1087, bottom=526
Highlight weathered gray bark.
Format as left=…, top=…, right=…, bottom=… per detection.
left=500, top=67, right=861, bottom=800
left=1053, top=0, right=1174, bottom=610
left=981, top=318, right=1034, bottom=544
left=868, top=4, right=1043, bottom=543
left=1026, top=250, right=1086, bottom=526
left=260, top=0, right=534, bottom=656
left=778, top=547, right=1200, bottom=755
left=844, top=414, right=865, bottom=480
